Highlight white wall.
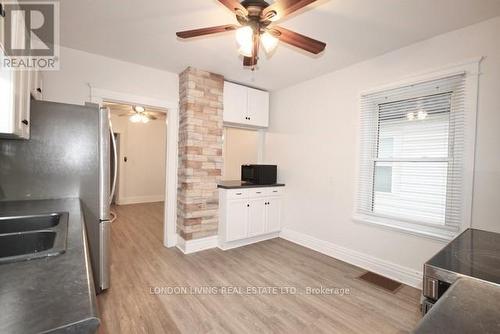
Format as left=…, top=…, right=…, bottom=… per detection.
left=266, top=17, right=500, bottom=283
left=223, top=127, right=259, bottom=180
left=110, top=113, right=167, bottom=204
left=42, top=46, right=179, bottom=106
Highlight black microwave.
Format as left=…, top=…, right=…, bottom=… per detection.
left=241, top=165, right=277, bottom=185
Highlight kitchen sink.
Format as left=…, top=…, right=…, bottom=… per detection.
left=0, top=213, right=61, bottom=234
left=0, top=212, right=68, bottom=265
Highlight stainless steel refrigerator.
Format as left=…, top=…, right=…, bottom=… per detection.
left=0, top=100, right=117, bottom=292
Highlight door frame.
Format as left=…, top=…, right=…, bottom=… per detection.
left=90, top=88, right=179, bottom=248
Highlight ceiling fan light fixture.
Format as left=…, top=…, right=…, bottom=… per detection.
left=238, top=44, right=253, bottom=57
left=261, top=31, right=279, bottom=54
left=235, top=26, right=253, bottom=49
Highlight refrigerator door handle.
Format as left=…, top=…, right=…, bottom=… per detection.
left=99, top=107, right=111, bottom=221
left=109, top=119, right=118, bottom=205
left=99, top=220, right=111, bottom=290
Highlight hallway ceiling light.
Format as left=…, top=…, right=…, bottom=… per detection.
left=133, top=105, right=145, bottom=113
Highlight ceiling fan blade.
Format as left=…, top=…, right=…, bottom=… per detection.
left=270, top=26, right=326, bottom=54
left=118, top=112, right=135, bottom=117
left=144, top=111, right=164, bottom=117
left=262, top=0, right=317, bottom=22
left=176, top=24, right=238, bottom=39
left=217, top=0, right=248, bottom=16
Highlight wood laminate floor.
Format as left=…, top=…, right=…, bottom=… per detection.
left=97, top=202, right=422, bottom=334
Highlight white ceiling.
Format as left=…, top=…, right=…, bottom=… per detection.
left=60, top=0, right=500, bottom=90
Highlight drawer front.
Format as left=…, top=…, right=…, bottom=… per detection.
left=226, top=189, right=249, bottom=200
left=247, top=188, right=267, bottom=198
left=264, top=187, right=284, bottom=196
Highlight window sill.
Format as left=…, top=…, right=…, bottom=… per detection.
left=352, top=214, right=459, bottom=242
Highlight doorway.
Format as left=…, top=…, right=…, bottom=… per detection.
left=104, top=102, right=168, bottom=207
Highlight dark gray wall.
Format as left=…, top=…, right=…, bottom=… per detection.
left=0, top=100, right=99, bottom=203
left=0, top=100, right=101, bottom=289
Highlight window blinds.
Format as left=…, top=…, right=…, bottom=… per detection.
left=357, top=73, right=466, bottom=232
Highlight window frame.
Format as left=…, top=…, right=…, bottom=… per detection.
left=353, top=59, right=481, bottom=242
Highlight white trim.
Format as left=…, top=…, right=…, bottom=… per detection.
left=116, top=195, right=165, bottom=206
left=279, top=228, right=423, bottom=289
left=353, top=214, right=454, bottom=242
left=90, top=88, right=178, bottom=110
left=218, top=232, right=280, bottom=251
left=360, top=57, right=483, bottom=96
left=89, top=87, right=179, bottom=248
left=176, top=235, right=219, bottom=254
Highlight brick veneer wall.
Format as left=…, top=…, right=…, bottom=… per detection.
left=177, top=67, right=224, bottom=240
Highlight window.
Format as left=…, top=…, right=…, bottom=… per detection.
left=355, top=70, right=477, bottom=241
left=223, top=127, right=259, bottom=180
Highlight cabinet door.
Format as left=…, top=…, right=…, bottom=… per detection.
left=226, top=199, right=248, bottom=241
left=223, top=81, right=248, bottom=124
left=266, top=197, right=282, bottom=233
left=29, top=69, right=43, bottom=100
left=0, top=6, right=5, bottom=50
left=14, top=69, right=31, bottom=138
left=247, top=87, right=269, bottom=127
left=247, top=198, right=266, bottom=237
left=0, top=51, right=15, bottom=135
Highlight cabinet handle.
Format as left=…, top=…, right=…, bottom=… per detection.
left=236, top=193, right=242, bottom=195
left=0, top=4, right=5, bottom=18
left=21, top=119, right=29, bottom=126
left=247, top=204, right=250, bottom=207
left=256, top=191, right=262, bottom=194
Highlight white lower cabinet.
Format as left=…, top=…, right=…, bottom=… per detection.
left=219, top=186, right=284, bottom=249
left=247, top=198, right=267, bottom=237
left=266, top=197, right=282, bottom=233
left=226, top=199, right=248, bottom=241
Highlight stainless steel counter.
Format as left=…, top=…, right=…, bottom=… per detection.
left=414, top=278, right=500, bottom=333
left=0, top=199, right=100, bottom=334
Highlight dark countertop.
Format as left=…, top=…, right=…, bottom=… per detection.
left=414, top=278, right=500, bottom=333
left=0, top=199, right=100, bottom=334
left=426, top=228, right=500, bottom=284
left=218, top=180, right=285, bottom=189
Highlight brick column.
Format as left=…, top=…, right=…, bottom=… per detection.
left=177, top=67, right=224, bottom=240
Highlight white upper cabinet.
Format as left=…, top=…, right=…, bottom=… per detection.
left=0, top=2, right=35, bottom=139
left=247, top=87, right=269, bottom=127
left=0, top=4, right=5, bottom=49
left=223, top=81, right=248, bottom=124
left=223, top=81, right=269, bottom=128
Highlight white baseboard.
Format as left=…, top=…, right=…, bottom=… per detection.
left=176, top=235, right=219, bottom=254
left=218, top=232, right=280, bottom=251
left=279, top=228, right=423, bottom=289
left=116, top=195, right=165, bottom=205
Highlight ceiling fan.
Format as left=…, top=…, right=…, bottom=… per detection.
left=106, top=103, right=166, bottom=124
left=176, top=0, right=326, bottom=68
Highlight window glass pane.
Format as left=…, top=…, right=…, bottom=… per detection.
left=373, top=161, right=447, bottom=225
left=223, top=127, right=259, bottom=180
left=378, top=94, right=451, bottom=159
left=374, top=164, right=392, bottom=193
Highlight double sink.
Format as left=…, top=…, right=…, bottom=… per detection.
left=0, top=212, right=68, bottom=265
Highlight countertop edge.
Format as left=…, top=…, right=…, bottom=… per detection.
left=218, top=183, right=286, bottom=189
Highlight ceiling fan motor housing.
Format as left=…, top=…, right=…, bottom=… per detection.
left=238, top=0, right=273, bottom=32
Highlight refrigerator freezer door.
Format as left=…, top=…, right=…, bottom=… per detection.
left=99, top=107, right=111, bottom=221
left=99, top=220, right=111, bottom=290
